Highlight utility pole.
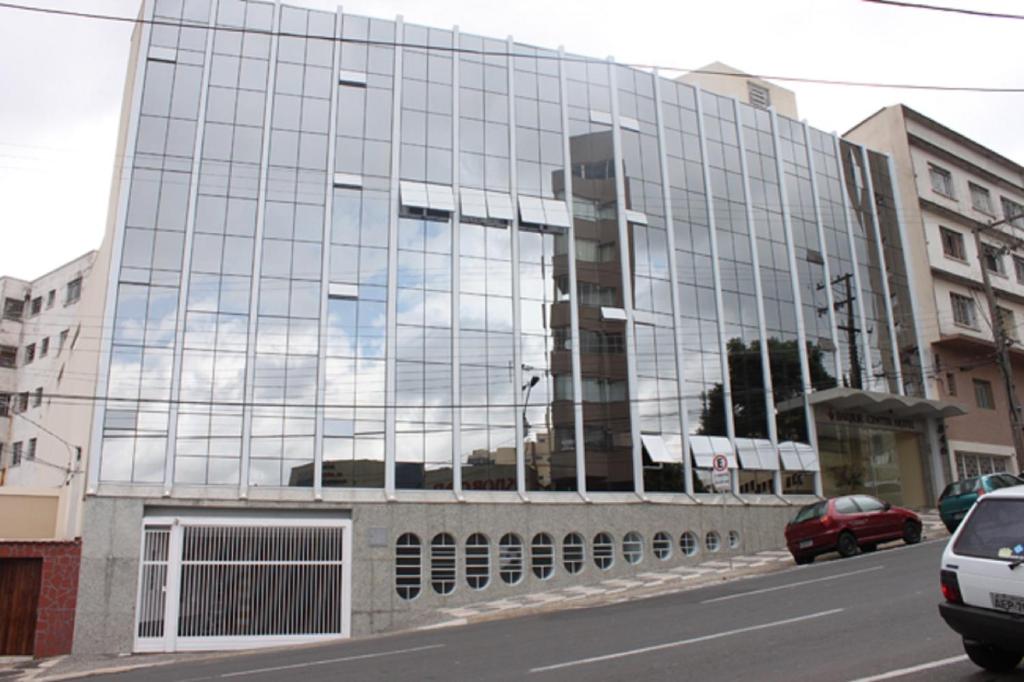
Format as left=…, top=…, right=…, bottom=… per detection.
left=973, top=216, right=1024, bottom=471
left=820, top=272, right=862, bottom=389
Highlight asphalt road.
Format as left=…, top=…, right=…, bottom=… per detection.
left=95, top=538, right=1019, bottom=682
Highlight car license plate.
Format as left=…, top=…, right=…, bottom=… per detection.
left=991, top=592, right=1024, bottom=615
left=799, top=540, right=813, bottom=549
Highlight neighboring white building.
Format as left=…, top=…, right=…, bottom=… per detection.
left=0, top=252, right=99, bottom=538
left=847, top=104, right=1024, bottom=481
left=676, top=61, right=799, bottom=119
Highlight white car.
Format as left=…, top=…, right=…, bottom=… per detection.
left=939, top=484, right=1024, bottom=672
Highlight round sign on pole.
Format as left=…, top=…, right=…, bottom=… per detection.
left=711, top=453, right=731, bottom=492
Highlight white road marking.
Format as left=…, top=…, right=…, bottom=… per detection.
left=217, top=643, right=446, bottom=678
left=529, top=608, right=843, bottom=673
left=700, top=565, right=885, bottom=603
left=845, top=654, right=968, bottom=682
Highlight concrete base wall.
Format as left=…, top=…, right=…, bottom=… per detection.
left=73, top=494, right=804, bottom=654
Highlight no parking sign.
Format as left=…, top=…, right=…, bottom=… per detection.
left=711, top=453, right=731, bottom=492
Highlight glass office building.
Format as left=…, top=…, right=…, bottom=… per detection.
left=88, top=0, right=947, bottom=501
left=75, top=0, right=964, bottom=653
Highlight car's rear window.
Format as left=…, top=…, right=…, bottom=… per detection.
left=987, top=474, right=1023, bottom=491
left=953, top=498, right=1024, bottom=562
left=792, top=501, right=827, bottom=524
left=940, top=482, right=959, bottom=499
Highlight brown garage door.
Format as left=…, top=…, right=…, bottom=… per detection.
left=0, top=558, right=42, bottom=655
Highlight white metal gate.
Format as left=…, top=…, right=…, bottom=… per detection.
left=134, top=516, right=352, bottom=652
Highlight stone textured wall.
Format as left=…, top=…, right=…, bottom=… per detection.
left=73, top=495, right=801, bottom=654
left=0, top=539, right=81, bottom=657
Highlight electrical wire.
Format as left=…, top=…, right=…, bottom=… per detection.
left=0, top=1, right=1021, bottom=93
left=862, top=0, right=1024, bottom=20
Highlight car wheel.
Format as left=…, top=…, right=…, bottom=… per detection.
left=963, top=639, right=1023, bottom=673
left=794, top=554, right=814, bottom=565
left=837, top=531, right=859, bottom=558
left=902, top=520, right=922, bottom=545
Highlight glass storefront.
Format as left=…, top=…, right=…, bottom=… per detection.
left=817, top=418, right=927, bottom=508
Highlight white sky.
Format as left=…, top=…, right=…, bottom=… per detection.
left=0, top=0, right=1021, bottom=281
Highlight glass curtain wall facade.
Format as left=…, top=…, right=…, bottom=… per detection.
left=92, top=0, right=917, bottom=501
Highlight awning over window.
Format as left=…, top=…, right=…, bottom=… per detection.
left=460, top=188, right=514, bottom=222
left=778, top=386, right=967, bottom=420
left=689, top=435, right=737, bottom=469
left=399, top=181, right=454, bottom=212
left=735, top=438, right=780, bottom=471
left=778, top=441, right=820, bottom=472
left=518, top=196, right=571, bottom=229
left=641, top=434, right=677, bottom=464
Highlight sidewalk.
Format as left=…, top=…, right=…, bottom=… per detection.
left=4, top=510, right=949, bottom=681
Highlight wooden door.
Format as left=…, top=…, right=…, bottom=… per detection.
left=0, top=558, right=43, bottom=655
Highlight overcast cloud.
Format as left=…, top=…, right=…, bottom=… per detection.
left=0, top=0, right=1020, bottom=280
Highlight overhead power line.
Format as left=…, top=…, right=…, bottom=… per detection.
left=862, top=0, right=1024, bottom=20
left=0, top=1, right=1022, bottom=93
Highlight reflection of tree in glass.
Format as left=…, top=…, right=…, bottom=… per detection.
left=697, top=338, right=837, bottom=441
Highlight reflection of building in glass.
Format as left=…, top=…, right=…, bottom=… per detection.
left=76, top=3, right=972, bottom=655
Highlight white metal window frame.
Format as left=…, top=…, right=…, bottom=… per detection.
left=563, top=532, right=585, bottom=575
left=134, top=516, right=352, bottom=653
left=622, top=531, right=644, bottom=565
left=465, top=533, right=491, bottom=590
left=680, top=531, right=698, bottom=557
left=653, top=531, right=672, bottom=560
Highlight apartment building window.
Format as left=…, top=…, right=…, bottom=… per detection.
left=65, top=277, right=82, bottom=304
left=29, top=297, right=42, bottom=316
left=24, top=343, right=35, bottom=364
left=2, top=297, right=24, bottom=321
left=0, top=345, right=15, bottom=368
left=1003, top=197, right=1024, bottom=230
left=40, top=337, right=49, bottom=357
left=46, top=290, right=55, bottom=308
left=0, top=392, right=9, bottom=417
left=950, top=292, right=977, bottom=328
left=973, top=379, right=995, bottom=410
left=1015, top=256, right=1024, bottom=285
left=981, top=243, right=1005, bottom=276
left=58, top=329, right=69, bottom=353
left=969, top=183, right=994, bottom=214
left=939, top=226, right=966, bottom=260
left=11, top=442, right=22, bottom=466
left=945, top=372, right=957, bottom=397
left=32, top=387, right=43, bottom=408
left=929, top=164, right=954, bottom=198
left=747, top=82, right=771, bottom=109
left=997, top=306, right=1018, bottom=341
left=16, top=392, right=28, bottom=413
left=26, top=438, right=36, bottom=461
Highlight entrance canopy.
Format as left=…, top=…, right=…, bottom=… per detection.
left=788, top=387, right=967, bottom=420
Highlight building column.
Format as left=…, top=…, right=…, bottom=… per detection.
left=770, top=110, right=820, bottom=497
left=557, top=47, right=588, bottom=499
left=693, top=86, right=737, bottom=495
left=733, top=98, right=779, bottom=495
left=651, top=71, right=694, bottom=496
left=608, top=60, right=645, bottom=497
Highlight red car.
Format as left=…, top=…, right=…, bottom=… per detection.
left=785, top=495, right=923, bottom=564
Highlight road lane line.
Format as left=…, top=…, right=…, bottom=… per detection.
left=529, top=608, right=843, bottom=673
left=845, top=654, right=968, bottom=682
left=701, top=565, right=885, bottom=603
left=217, top=643, right=446, bottom=678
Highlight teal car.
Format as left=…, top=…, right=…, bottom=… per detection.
left=938, top=473, right=1023, bottom=532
